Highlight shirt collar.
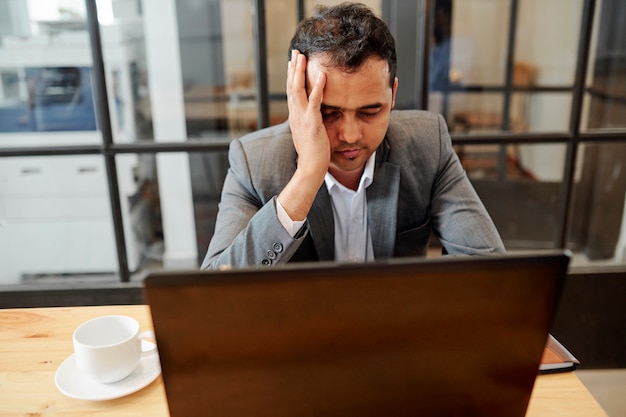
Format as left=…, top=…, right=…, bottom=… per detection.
left=324, top=151, right=376, bottom=193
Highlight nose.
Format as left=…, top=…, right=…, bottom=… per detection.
left=337, top=115, right=362, bottom=144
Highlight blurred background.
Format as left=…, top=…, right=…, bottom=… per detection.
left=1, top=0, right=624, bottom=282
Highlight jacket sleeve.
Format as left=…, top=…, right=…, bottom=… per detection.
left=200, top=139, right=307, bottom=269
left=429, top=114, right=506, bottom=255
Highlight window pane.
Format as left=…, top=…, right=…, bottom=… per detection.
left=515, top=0, right=582, bottom=86
left=456, top=142, right=566, bottom=182
left=115, top=151, right=228, bottom=280
left=0, top=67, right=97, bottom=133
left=434, top=0, right=581, bottom=135
left=101, top=20, right=152, bottom=143
left=137, top=0, right=256, bottom=141
left=582, top=0, right=626, bottom=131
left=0, top=0, right=156, bottom=145
left=0, top=1, right=103, bottom=144
left=432, top=0, right=510, bottom=90
left=0, top=155, right=118, bottom=284
left=463, top=143, right=567, bottom=250
left=448, top=92, right=572, bottom=134
left=527, top=93, right=573, bottom=132
left=175, top=0, right=227, bottom=138
left=266, top=0, right=296, bottom=126
left=568, top=142, right=626, bottom=268
left=430, top=0, right=510, bottom=128
left=189, top=151, right=229, bottom=265
left=448, top=92, right=503, bottom=133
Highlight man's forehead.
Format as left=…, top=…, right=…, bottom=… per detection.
left=305, top=55, right=391, bottom=90
left=306, top=54, right=390, bottom=75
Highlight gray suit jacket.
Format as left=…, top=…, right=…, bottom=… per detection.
left=202, top=110, right=505, bottom=269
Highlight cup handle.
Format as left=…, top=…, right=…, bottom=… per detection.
left=139, top=330, right=158, bottom=356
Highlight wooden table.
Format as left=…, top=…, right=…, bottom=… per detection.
left=0, top=305, right=608, bottom=416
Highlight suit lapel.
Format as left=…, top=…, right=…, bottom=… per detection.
left=307, top=186, right=335, bottom=261
left=367, top=144, right=400, bottom=259
left=367, top=162, right=400, bottom=259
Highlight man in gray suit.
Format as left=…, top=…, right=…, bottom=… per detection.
left=202, top=3, right=504, bottom=269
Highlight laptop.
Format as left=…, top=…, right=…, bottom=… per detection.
left=143, top=251, right=569, bottom=417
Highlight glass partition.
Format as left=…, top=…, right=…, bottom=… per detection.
left=111, top=151, right=229, bottom=281
left=174, top=0, right=257, bottom=139
left=433, top=0, right=582, bottom=134
left=464, top=143, right=567, bottom=250
left=582, top=0, right=626, bottom=131
left=568, top=142, right=626, bottom=267
left=266, top=0, right=297, bottom=126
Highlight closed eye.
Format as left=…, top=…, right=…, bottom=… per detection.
left=321, top=109, right=341, bottom=121
left=320, top=104, right=383, bottom=121
left=359, top=110, right=380, bottom=118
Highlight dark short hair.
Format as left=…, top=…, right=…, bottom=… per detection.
left=289, top=2, right=397, bottom=88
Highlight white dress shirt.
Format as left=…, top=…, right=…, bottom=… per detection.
left=276, top=153, right=376, bottom=262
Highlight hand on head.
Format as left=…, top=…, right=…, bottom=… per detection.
left=277, top=50, right=331, bottom=221
left=286, top=49, right=331, bottom=178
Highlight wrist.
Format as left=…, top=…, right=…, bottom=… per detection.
left=278, top=168, right=325, bottom=221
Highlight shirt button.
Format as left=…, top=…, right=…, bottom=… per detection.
left=266, top=250, right=277, bottom=260
left=273, top=242, right=284, bottom=253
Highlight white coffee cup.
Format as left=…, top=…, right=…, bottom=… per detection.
left=73, top=315, right=157, bottom=384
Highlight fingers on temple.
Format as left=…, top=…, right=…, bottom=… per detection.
left=308, top=71, right=325, bottom=108
left=286, top=50, right=297, bottom=87
left=287, top=49, right=324, bottom=111
left=287, top=50, right=302, bottom=90
left=287, top=50, right=309, bottom=112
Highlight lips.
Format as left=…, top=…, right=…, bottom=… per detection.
left=338, top=149, right=362, bottom=159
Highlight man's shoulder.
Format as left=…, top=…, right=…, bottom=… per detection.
left=380, top=110, right=449, bottom=174
left=228, top=121, right=296, bottom=178
left=236, top=120, right=292, bottom=148
left=390, top=109, right=441, bottom=124
left=387, top=110, right=444, bottom=143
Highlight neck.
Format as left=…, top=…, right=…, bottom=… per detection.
left=328, top=166, right=364, bottom=191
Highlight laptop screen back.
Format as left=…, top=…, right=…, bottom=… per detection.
left=144, top=252, right=569, bottom=417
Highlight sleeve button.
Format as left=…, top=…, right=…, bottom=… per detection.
left=273, top=242, right=284, bottom=253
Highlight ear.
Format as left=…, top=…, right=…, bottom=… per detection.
left=391, top=77, right=399, bottom=109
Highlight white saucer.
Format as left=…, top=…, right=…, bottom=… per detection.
left=55, top=343, right=161, bottom=401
